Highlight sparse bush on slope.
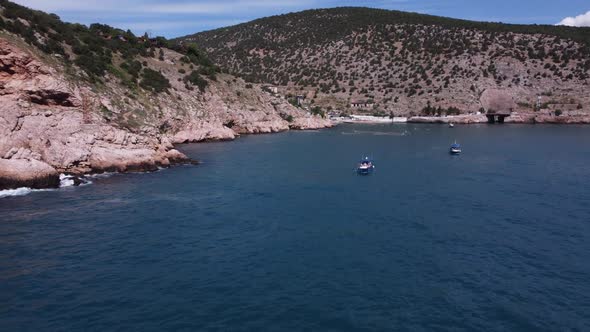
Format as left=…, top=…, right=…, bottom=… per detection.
left=140, top=68, right=171, bottom=93
left=0, top=0, right=217, bottom=93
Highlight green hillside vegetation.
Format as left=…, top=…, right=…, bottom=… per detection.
left=181, top=7, right=590, bottom=113
left=0, top=0, right=217, bottom=92
left=188, top=7, right=590, bottom=48
left=184, top=7, right=590, bottom=85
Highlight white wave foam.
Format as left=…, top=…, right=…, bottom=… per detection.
left=0, top=187, right=58, bottom=198
left=0, top=174, right=94, bottom=199
left=59, top=174, right=75, bottom=187
left=85, top=172, right=116, bottom=179
left=0, top=187, right=33, bottom=198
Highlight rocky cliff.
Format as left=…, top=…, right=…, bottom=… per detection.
left=0, top=3, right=331, bottom=190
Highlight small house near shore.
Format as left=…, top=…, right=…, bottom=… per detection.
left=350, top=100, right=375, bottom=109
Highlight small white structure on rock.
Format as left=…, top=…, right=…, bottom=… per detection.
left=350, top=100, right=375, bottom=109
left=263, top=86, right=279, bottom=94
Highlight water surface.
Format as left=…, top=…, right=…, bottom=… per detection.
left=2, top=124, right=590, bottom=331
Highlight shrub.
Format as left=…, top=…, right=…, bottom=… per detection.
left=311, top=106, right=325, bottom=118
left=121, top=60, right=142, bottom=79
left=280, top=113, right=294, bottom=122
left=421, top=101, right=436, bottom=115
left=184, top=70, right=208, bottom=92
left=41, top=38, right=65, bottom=55
left=555, top=109, right=562, bottom=116
left=288, top=98, right=299, bottom=107
left=183, top=43, right=214, bottom=68
left=446, top=107, right=461, bottom=115
left=198, top=66, right=217, bottom=81
left=75, top=54, right=109, bottom=77
left=140, top=68, right=171, bottom=93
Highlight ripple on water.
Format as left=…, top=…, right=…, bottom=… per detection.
left=1, top=124, right=590, bottom=331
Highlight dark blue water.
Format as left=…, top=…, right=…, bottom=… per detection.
left=2, top=124, right=590, bottom=331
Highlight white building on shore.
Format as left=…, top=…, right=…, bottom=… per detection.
left=350, top=100, right=375, bottom=109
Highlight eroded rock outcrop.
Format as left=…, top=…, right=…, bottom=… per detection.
left=0, top=36, right=331, bottom=190
left=0, top=38, right=190, bottom=188
left=0, top=158, right=59, bottom=190
left=408, top=114, right=488, bottom=124
left=480, top=89, right=517, bottom=113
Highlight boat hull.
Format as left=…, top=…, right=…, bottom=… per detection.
left=357, top=166, right=374, bottom=175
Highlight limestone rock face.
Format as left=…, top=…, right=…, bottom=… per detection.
left=408, top=114, right=488, bottom=124
left=0, top=36, right=332, bottom=189
left=0, top=37, right=189, bottom=182
left=0, top=158, right=60, bottom=190
left=0, top=38, right=80, bottom=107
left=289, top=115, right=334, bottom=130
left=533, top=114, right=590, bottom=124
left=170, top=121, right=237, bottom=144
left=480, top=89, right=517, bottom=113
left=0, top=108, right=187, bottom=175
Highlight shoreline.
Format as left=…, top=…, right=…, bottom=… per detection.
left=332, top=115, right=408, bottom=124
left=0, top=34, right=333, bottom=194
left=4, top=112, right=590, bottom=197
left=0, top=125, right=330, bottom=199
left=332, top=113, right=590, bottom=125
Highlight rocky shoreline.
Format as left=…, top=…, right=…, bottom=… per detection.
left=0, top=35, right=332, bottom=192
left=0, top=124, right=332, bottom=192
left=1, top=32, right=586, bottom=193
left=4, top=110, right=590, bottom=193
left=0, top=118, right=332, bottom=191
left=336, top=113, right=590, bottom=125
left=0, top=158, right=60, bottom=190
left=407, top=113, right=590, bottom=124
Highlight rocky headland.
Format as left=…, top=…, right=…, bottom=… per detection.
left=0, top=16, right=330, bottom=191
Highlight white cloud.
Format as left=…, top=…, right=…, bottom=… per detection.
left=557, top=11, right=590, bottom=27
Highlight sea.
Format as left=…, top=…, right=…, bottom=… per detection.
left=1, top=123, right=590, bottom=331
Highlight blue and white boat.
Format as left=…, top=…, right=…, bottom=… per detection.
left=357, top=157, right=375, bottom=175
left=450, top=142, right=462, bottom=154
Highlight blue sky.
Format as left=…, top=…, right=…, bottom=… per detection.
left=12, top=0, right=590, bottom=38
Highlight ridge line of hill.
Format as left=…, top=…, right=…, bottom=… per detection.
left=181, top=7, right=590, bottom=119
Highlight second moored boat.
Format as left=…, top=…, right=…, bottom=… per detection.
left=450, top=142, right=462, bottom=154
left=357, top=157, right=375, bottom=175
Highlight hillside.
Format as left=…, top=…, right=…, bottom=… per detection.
left=183, top=7, right=590, bottom=117
left=0, top=0, right=330, bottom=190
